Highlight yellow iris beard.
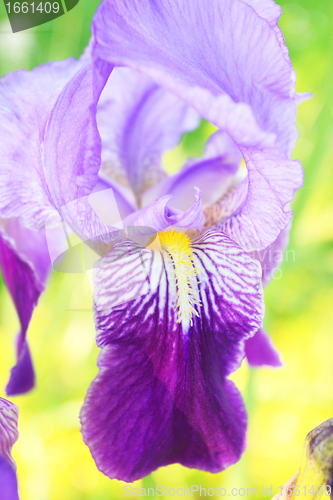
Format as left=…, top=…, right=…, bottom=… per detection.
left=158, top=230, right=201, bottom=326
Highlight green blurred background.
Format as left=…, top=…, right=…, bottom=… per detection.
left=0, top=1, right=332, bottom=499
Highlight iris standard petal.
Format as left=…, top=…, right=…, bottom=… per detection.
left=80, top=229, right=263, bottom=480
left=0, top=398, right=20, bottom=500
left=92, top=0, right=303, bottom=251
left=97, top=67, right=199, bottom=197
left=0, top=220, right=50, bottom=395
left=92, top=0, right=295, bottom=151
left=92, top=176, right=137, bottom=221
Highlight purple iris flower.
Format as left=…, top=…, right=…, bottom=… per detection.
left=0, top=0, right=304, bottom=482
left=0, top=398, right=20, bottom=500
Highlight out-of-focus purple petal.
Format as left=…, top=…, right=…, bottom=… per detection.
left=0, top=57, right=111, bottom=240
left=143, top=132, right=241, bottom=211
left=220, top=148, right=303, bottom=251
left=80, top=230, right=263, bottom=480
left=123, top=189, right=205, bottom=232
left=203, top=176, right=248, bottom=229
left=97, top=67, right=199, bottom=197
left=0, top=398, right=19, bottom=468
left=0, top=457, right=19, bottom=500
left=0, top=220, right=51, bottom=395
left=245, top=328, right=282, bottom=367
left=0, top=398, right=20, bottom=500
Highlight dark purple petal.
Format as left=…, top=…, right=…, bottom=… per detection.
left=0, top=59, right=80, bottom=229
left=245, top=328, right=282, bottom=368
left=92, top=0, right=303, bottom=250
left=0, top=220, right=51, bottom=395
left=0, top=398, right=19, bottom=500
left=80, top=229, right=263, bottom=481
left=92, top=0, right=296, bottom=152
left=97, top=67, right=199, bottom=197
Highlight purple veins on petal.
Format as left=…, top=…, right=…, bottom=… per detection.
left=80, top=229, right=264, bottom=481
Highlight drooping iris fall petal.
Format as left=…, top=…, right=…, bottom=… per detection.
left=80, top=229, right=264, bottom=480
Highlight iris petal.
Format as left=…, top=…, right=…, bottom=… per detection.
left=143, top=132, right=242, bottom=211
left=92, top=0, right=303, bottom=251
left=80, top=229, right=263, bottom=480
left=245, top=328, right=282, bottom=368
left=0, top=59, right=81, bottom=230
left=0, top=220, right=51, bottom=395
left=97, top=67, right=199, bottom=197
left=123, top=189, right=205, bottom=231
left=0, top=398, right=20, bottom=500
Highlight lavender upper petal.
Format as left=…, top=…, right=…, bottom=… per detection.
left=92, top=0, right=298, bottom=153
left=0, top=57, right=110, bottom=240
left=92, top=175, right=137, bottom=221
left=91, top=0, right=302, bottom=250
left=43, top=61, right=110, bottom=213
left=0, top=220, right=51, bottom=395
left=97, top=67, right=199, bottom=197
left=80, top=230, right=263, bottom=480
left=0, top=59, right=81, bottom=230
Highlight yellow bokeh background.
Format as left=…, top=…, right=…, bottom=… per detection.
left=0, top=0, right=333, bottom=498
